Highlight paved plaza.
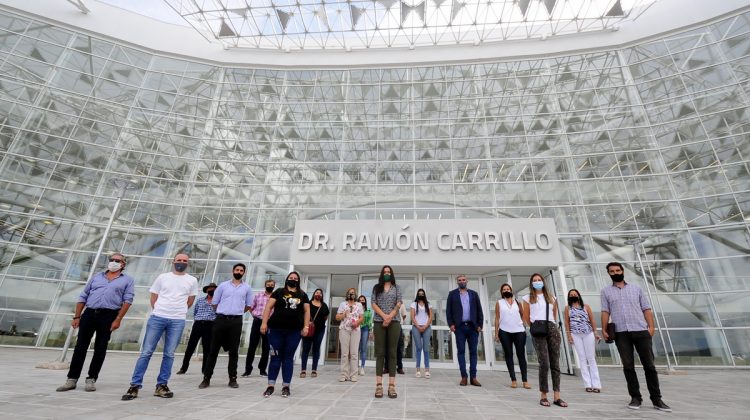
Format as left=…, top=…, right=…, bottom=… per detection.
left=1, top=347, right=748, bottom=419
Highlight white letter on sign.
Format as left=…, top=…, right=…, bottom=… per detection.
left=298, top=233, right=313, bottom=250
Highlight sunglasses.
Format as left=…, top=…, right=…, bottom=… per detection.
left=109, top=258, right=124, bottom=263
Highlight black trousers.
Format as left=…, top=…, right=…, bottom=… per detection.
left=244, top=317, right=269, bottom=374
left=203, top=315, right=243, bottom=378
left=499, top=329, right=528, bottom=382
left=615, top=330, right=662, bottom=402
left=179, top=320, right=214, bottom=373
left=67, top=308, right=119, bottom=380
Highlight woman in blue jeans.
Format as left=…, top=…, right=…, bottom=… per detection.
left=300, top=288, right=329, bottom=378
left=260, top=272, right=310, bottom=398
left=358, top=295, right=373, bottom=375
left=410, top=289, right=433, bottom=378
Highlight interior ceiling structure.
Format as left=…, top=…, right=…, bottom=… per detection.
left=163, top=0, right=658, bottom=50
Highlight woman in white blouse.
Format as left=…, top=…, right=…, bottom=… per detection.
left=494, top=283, right=530, bottom=389
left=336, top=287, right=364, bottom=382
left=410, top=288, right=433, bottom=378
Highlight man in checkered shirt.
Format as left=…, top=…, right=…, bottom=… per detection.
left=601, top=261, right=671, bottom=413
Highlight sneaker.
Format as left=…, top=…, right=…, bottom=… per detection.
left=281, top=386, right=290, bottom=398
left=424, top=370, right=431, bottom=379
left=198, top=376, right=210, bottom=389
left=311, top=371, right=317, bottom=378
left=415, top=369, right=421, bottom=378
left=153, top=384, right=174, bottom=398
left=56, top=378, right=77, bottom=392
left=653, top=400, right=672, bottom=412
left=240, top=371, right=251, bottom=378
left=350, top=375, right=358, bottom=382
left=121, top=385, right=139, bottom=401
left=339, top=374, right=347, bottom=382
left=176, top=369, right=186, bottom=375
left=228, top=377, right=238, bottom=388
left=263, top=386, right=274, bottom=398
left=84, top=378, right=96, bottom=392
left=259, top=371, right=268, bottom=377
left=300, top=370, right=306, bottom=378
left=628, top=397, right=642, bottom=410
left=358, top=367, right=365, bottom=376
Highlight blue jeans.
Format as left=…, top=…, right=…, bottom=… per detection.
left=268, top=328, right=302, bottom=386
left=359, top=327, right=369, bottom=367
left=455, top=322, right=479, bottom=379
left=130, top=315, right=185, bottom=388
left=300, top=326, right=325, bottom=371
left=412, top=325, right=431, bottom=368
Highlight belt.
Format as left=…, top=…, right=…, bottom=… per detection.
left=90, top=308, right=119, bottom=314
left=216, top=314, right=243, bottom=319
left=194, top=319, right=214, bottom=322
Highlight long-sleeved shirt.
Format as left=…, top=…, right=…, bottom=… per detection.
left=193, top=296, right=216, bottom=321
left=250, top=292, right=271, bottom=318
left=78, top=271, right=135, bottom=310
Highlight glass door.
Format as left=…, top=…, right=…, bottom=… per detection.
left=303, top=274, right=330, bottom=366
left=421, top=275, right=456, bottom=368
left=484, top=271, right=512, bottom=370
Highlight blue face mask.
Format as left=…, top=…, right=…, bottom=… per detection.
left=532, top=281, right=544, bottom=290
left=174, top=262, right=188, bottom=272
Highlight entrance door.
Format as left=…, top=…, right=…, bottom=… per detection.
left=483, top=271, right=512, bottom=370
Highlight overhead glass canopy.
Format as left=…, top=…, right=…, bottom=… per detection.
left=162, top=0, right=658, bottom=50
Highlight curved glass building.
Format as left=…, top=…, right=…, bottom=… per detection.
left=0, top=0, right=748, bottom=368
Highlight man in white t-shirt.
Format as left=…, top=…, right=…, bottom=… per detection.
left=121, top=253, right=198, bottom=401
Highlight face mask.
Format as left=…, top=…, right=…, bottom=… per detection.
left=532, top=281, right=544, bottom=290
left=502, top=291, right=513, bottom=299
left=107, top=261, right=122, bottom=272
left=568, top=296, right=579, bottom=305
left=174, top=262, right=188, bottom=272
left=347, top=293, right=356, bottom=300
left=314, top=294, right=322, bottom=300
left=286, top=279, right=299, bottom=289
left=265, top=286, right=274, bottom=293
left=382, top=274, right=392, bottom=282
left=233, top=272, right=243, bottom=280
left=610, top=274, right=625, bottom=283
left=417, top=294, right=425, bottom=300
left=359, top=301, right=366, bottom=306
left=458, top=282, right=467, bottom=290
left=207, top=290, right=214, bottom=297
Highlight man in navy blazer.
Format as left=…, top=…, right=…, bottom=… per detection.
left=446, top=274, right=484, bottom=386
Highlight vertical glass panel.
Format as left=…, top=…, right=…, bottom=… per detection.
left=669, top=329, right=731, bottom=366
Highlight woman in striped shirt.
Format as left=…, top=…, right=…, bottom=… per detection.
left=564, top=289, right=602, bottom=393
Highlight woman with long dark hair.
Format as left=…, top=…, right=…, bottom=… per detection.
left=522, top=273, right=567, bottom=408
left=358, top=295, right=373, bottom=376
left=336, top=287, right=364, bottom=382
left=494, top=283, right=529, bottom=389
left=371, top=265, right=402, bottom=398
left=260, top=271, right=310, bottom=398
left=410, top=288, right=433, bottom=378
left=564, top=288, right=601, bottom=393
left=300, top=288, right=329, bottom=378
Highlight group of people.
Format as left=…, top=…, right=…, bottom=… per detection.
left=56, top=254, right=671, bottom=412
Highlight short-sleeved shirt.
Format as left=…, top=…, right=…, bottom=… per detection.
left=410, top=302, right=430, bottom=326
left=338, top=301, right=364, bottom=331
left=193, top=296, right=216, bottom=321
left=150, top=272, right=199, bottom=320
left=371, top=283, right=402, bottom=323
left=600, top=282, right=651, bottom=332
left=212, top=280, right=253, bottom=316
left=522, top=294, right=556, bottom=323
left=268, top=288, right=310, bottom=331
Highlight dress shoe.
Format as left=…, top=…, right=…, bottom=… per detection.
left=470, top=378, right=482, bottom=387
left=198, top=376, right=210, bottom=389
left=459, top=377, right=468, bottom=386
left=228, top=377, right=238, bottom=388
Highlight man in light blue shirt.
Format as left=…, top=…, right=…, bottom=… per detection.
left=57, top=253, right=135, bottom=393
left=199, top=263, right=253, bottom=389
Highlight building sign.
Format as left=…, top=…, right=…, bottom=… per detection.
left=291, top=219, right=562, bottom=273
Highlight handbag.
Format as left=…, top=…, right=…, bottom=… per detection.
left=303, top=304, right=321, bottom=338
left=605, top=322, right=616, bottom=343
left=529, top=297, right=550, bottom=338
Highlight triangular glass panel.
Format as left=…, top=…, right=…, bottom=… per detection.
left=606, top=0, right=624, bottom=17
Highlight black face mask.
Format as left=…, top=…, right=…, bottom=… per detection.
left=417, top=294, right=426, bottom=300
left=347, top=293, right=356, bottom=300
left=610, top=274, right=625, bottom=283
left=265, top=286, right=274, bottom=293
left=207, top=290, right=214, bottom=297
left=286, top=279, right=299, bottom=289
left=233, top=272, right=243, bottom=280
left=568, top=296, right=579, bottom=306
left=502, top=291, right=513, bottom=299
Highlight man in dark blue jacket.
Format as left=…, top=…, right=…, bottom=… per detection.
left=446, top=274, right=484, bottom=386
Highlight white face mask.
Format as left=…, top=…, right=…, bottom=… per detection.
left=107, top=261, right=122, bottom=272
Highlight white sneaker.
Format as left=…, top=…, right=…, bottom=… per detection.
left=424, top=370, right=431, bottom=379
left=84, top=378, right=96, bottom=392
left=339, top=374, right=347, bottom=382
left=350, top=375, right=358, bottom=382
left=358, top=367, right=365, bottom=376
left=415, top=369, right=421, bottom=378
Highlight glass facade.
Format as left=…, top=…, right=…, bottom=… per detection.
left=0, top=9, right=748, bottom=366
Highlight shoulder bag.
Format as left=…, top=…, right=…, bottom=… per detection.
left=303, top=303, right=321, bottom=338
left=529, top=298, right=550, bottom=338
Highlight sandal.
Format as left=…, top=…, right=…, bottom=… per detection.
left=374, top=384, right=383, bottom=398
left=553, top=399, right=568, bottom=408
left=311, top=371, right=317, bottom=378
left=585, top=387, right=593, bottom=392
left=387, top=384, right=397, bottom=399
left=592, top=388, right=601, bottom=393
left=540, top=398, right=550, bottom=407
left=299, top=371, right=306, bottom=378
